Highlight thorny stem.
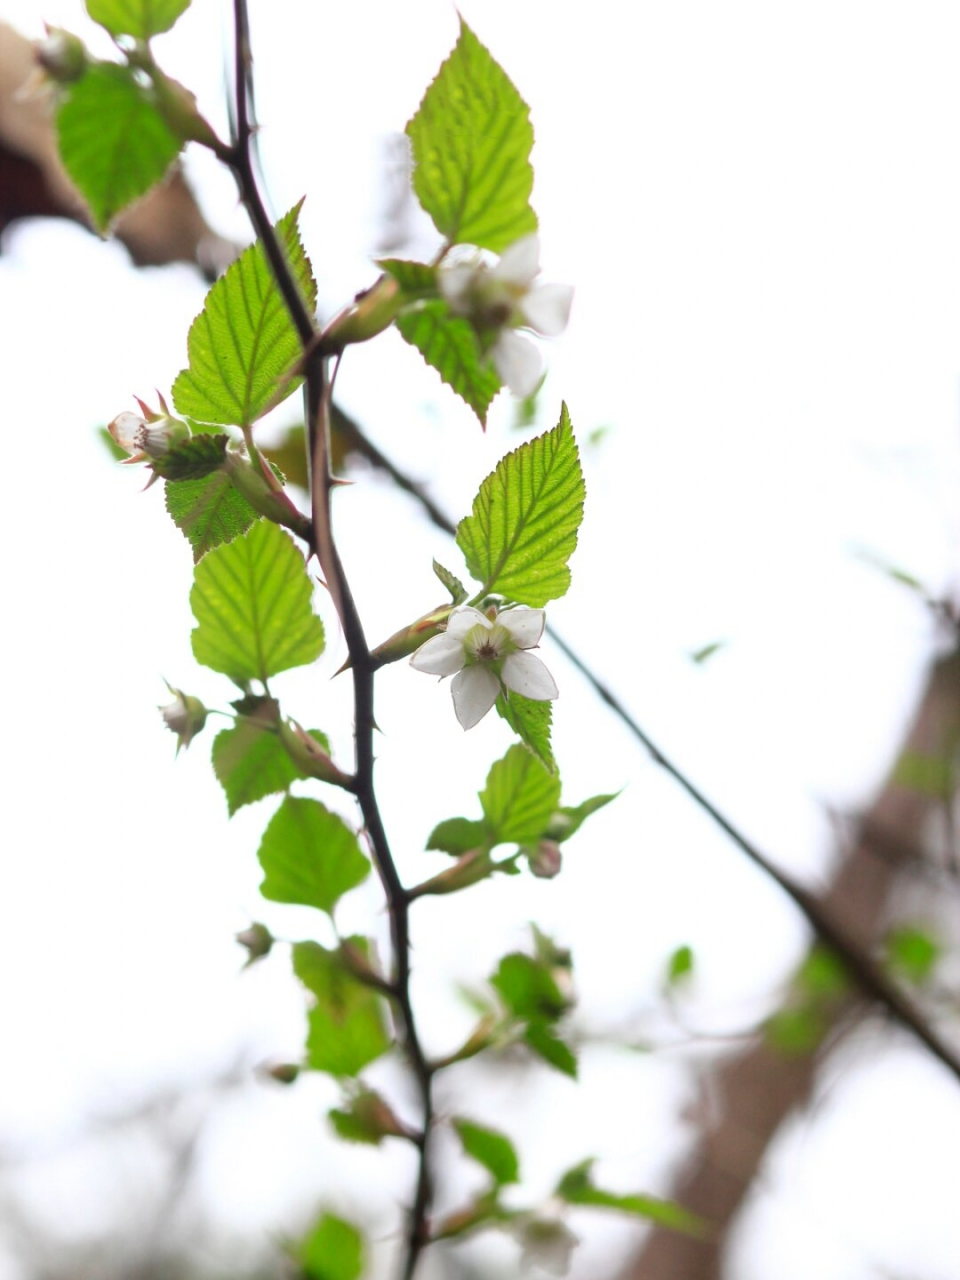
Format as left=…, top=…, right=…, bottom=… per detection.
left=225, top=3, right=434, bottom=1274
left=333, top=412, right=960, bottom=1088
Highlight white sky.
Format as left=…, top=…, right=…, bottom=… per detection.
left=1, top=1, right=960, bottom=1277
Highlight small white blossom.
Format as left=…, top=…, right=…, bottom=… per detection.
left=108, top=395, right=187, bottom=464
left=439, top=234, right=573, bottom=397
left=410, top=604, right=558, bottom=730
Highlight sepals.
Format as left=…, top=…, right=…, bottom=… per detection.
left=235, top=922, right=274, bottom=967
left=109, top=396, right=189, bottom=466
left=35, top=26, right=87, bottom=85
left=278, top=718, right=353, bottom=790
left=159, top=682, right=207, bottom=753
left=318, top=274, right=403, bottom=353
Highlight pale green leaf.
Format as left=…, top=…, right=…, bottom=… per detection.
left=480, top=744, right=561, bottom=845
left=165, top=471, right=259, bottom=563
left=56, top=63, right=181, bottom=232
left=406, top=19, right=537, bottom=251
left=453, top=1119, right=520, bottom=1186
left=299, top=1212, right=364, bottom=1280
left=212, top=720, right=328, bottom=816
left=426, top=817, right=489, bottom=855
left=172, top=202, right=317, bottom=427
left=85, top=0, right=190, bottom=38
left=396, top=300, right=500, bottom=426
left=293, top=940, right=391, bottom=1077
left=495, top=690, right=554, bottom=771
left=191, top=520, right=324, bottom=684
left=258, top=796, right=369, bottom=916
left=555, top=1160, right=703, bottom=1235
left=457, top=405, right=585, bottom=604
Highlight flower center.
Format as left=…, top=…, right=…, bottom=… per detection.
left=464, top=621, right=514, bottom=666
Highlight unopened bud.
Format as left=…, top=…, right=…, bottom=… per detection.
left=279, top=719, right=353, bottom=789
left=221, top=450, right=313, bottom=543
left=526, top=839, right=563, bottom=879
left=262, top=1062, right=300, bottom=1085
left=318, top=274, right=402, bottom=353
left=148, top=67, right=222, bottom=151
left=159, top=682, right=207, bottom=754
left=363, top=605, right=454, bottom=672
left=35, top=27, right=87, bottom=84
left=236, top=922, right=273, bottom=967
left=408, top=849, right=494, bottom=898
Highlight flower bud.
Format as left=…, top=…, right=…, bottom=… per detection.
left=261, top=1062, right=300, bottom=1085
left=364, top=604, right=455, bottom=671
left=148, top=68, right=222, bottom=151
left=35, top=27, right=87, bottom=84
left=236, top=922, right=273, bottom=967
left=109, top=395, right=188, bottom=464
left=319, top=274, right=403, bottom=353
left=159, top=682, right=207, bottom=754
left=278, top=719, right=353, bottom=789
left=221, top=450, right=313, bottom=544
left=526, top=839, right=563, bottom=880
left=408, top=849, right=495, bottom=898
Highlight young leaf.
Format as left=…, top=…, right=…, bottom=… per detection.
left=406, top=19, right=537, bottom=252
left=150, top=433, right=228, bottom=481
left=524, top=1022, right=577, bottom=1078
left=549, top=792, right=618, bottom=842
left=172, top=202, right=317, bottom=427
left=433, top=559, right=468, bottom=604
left=396, top=301, right=500, bottom=426
left=258, top=796, right=369, bottom=916
left=377, top=258, right=438, bottom=297
left=191, top=520, right=324, bottom=685
left=212, top=720, right=329, bottom=816
left=457, top=405, right=585, bottom=604
left=165, top=471, right=259, bottom=562
left=491, top=953, right=568, bottom=1024
left=555, top=1160, right=702, bottom=1235
left=453, top=1118, right=520, bottom=1186
left=298, top=1211, right=364, bottom=1280
left=328, top=1087, right=408, bottom=1146
left=293, top=940, right=391, bottom=1077
left=56, top=63, right=181, bottom=232
left=480, top=744, right=561, bottom=846
left=85, top=0, right=190, bottom=39
left=426, top=817, right=489, bottom=855
left=495, top=690, right=554, bottom=772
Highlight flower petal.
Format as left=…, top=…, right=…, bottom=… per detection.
left=520, top=283, right=574, bottom=337
left=498, top=607, right=545, bottom=650
left=445, top=605, right=492, bottom=640
left=410, top=633, right=466, bottom=676
left=108, top=411, right=146, bottom=454
left=491, top=330, right=543, bottom=398
left=439, top=263, right=476, bottom=313
left=494, top=233, right=540, bottom=288
left=501, top=651, right=558, bottom=701
left=451, top=666, right=501, bottom=729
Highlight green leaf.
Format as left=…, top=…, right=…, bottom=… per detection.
left=191, top=520, right=324, bottom=685
left=433, top=558, right=468, bottom=604
left=406, top=18, right=537, bottom=252
left=555, top=1160, right=703, bottom=1235
left=328, top=1087, right=407, bottom=1146
left=258, top=797, right=369, bottom=916
left=523, top=1022, right=577, bottom=1078
left=377, top=258, right=437, bottom=297
left=165, top=470, right=259, bottom=562
left=396, top=300, right=500, bottom=426
left=453, top=1119, right=520, bottom=1186
left=293, top=940, right=391, bottom=1077
left=495, top=691, right=554, bottom=772
left=299, top=1212, right=364, bottom=1280
left=885, top=925, right=941, bottom=985
left=85, top=0, right=190, bottom=38
left=172, top=202, right=317, bottom=427
left=549, top=792, right=618, bottom=842
left=666, top=945, right=695, bottom=987
left=491, top=953, right=568, bottom=1023
left=765, top=1007, right=827, bottom=1056
left=56, top=63, right=181, bottom=232
left=212, top=714, right=329, bottom=815
left=150, top=433, right=228, bottom=481
left=426, top=817, right=489, bottom=855
left=795, top=946, right=849, bottom=1001
left=457, top=406, right=585, bottom=604
left=480, top=744, right=561, bottom=846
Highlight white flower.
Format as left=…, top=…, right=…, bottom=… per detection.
left=410, top=604, right=558, bottom=730
left=439, top=234, right=573, bottom=397
left=108, top=394, right=187, bottom=463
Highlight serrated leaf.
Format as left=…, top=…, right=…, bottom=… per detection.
left=377, top=258, right=437, bottom=297
left=85, top=0, right=190, bottom=38
left=396, top=300, right=500, bottom=425
left=406, top=19, right=537, bottom=252
left=453, top=1119, right=520, bottom=1186
left=433, top=558, right=468, bottom=604
left=293, top=940, right=391, bottom=1077
left=495, top=690, right=554, bottom=771
left=480, top=744, right=561, bottom=846
left=299, top=1212, right=364, bottom=1280
left=172, top=202, right=317, bottom=427
left=165, top=470, right=259, bottom=562
left=523, top=1022, right=577, bottom=1077
left=191, top=520, right=324, bottom=684
left=151, top=433, right=228, bottom=481
left=555, top=1160, right=702, bottom=1235
left=426, top=817, right=489, bottom=855
left=457, top=405, right=585, bottom=604
left=259, top=797, right=369, bottom=916
left=212, top=720, right=329, bottom=816
left=57, top=63, right=181, bottom=232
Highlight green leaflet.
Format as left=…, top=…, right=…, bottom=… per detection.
left=298, top=1212, right=364, bottom=1280
left=165, top=471, right=259, bottom=563
left=453, top=1119, right=520, bottom=1186
left=150, top=433, right=228, bottom=481
left=85, top=0, right=190, bottom=38
left=555, top=1160, right=704, bottom=1236
left=457, top=405, right=585, bottom=605
left=56, top=63, right=181, bottom=232
left=396, top=300, right=500, bottom=426
left=172, top=202, right=317, bottom=427
left=190, top=520, right=324, bottom=685
left=425, top=817, right=489, bottom=856
left=406, top=19, right=537, bottom=252
left=258, top=796, right=369, bottom=917
left=480, top=744, right=561, bottom=846
left=495, top=690, right=554, bottom=772
left=212, top=720, right=329, bottom=816
left=293, top=940, right=391, bottom=1077
left=377, top=258, right=438, bottom=298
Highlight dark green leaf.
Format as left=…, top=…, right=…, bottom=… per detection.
left=172, top=202, right=317, bottom=427
left=293, top=940, right=391, bottom=1077
left=406, top=18, right=537, bottom=252
left=556, top=1160, right=702, bottom=1235
left=495, top=690, right=554, bottom=772
left=377, top=258, right=437, bottom=297
left=150, top=432, right=228, bottom=481
left=212, top=718, right=328, bottom=816
left=191, top=520, right=324, bottom=684
left=491, top=953, right=567, bottom=1023
left=299, top=1212, right=364, bottom=1280
left=433, top=559, right=468, bottom=604
left=85, top=0, right=190, bottom=38
left=57, top=63, right=181, bottom=232
left=258, top=796, right=369, bottom=917
left=523, top=1022, right=577, bottom=1077
left=453, top=1118, right=520, bottom=1186
left=426, top=817, right=489, bottom=855
left=457, top=406, right=585, bottom=604
left=396, top=300, right=500, bottom=426
left=480, top=744, right=561, bottom=845
left=165, top=470, right=259, bottom=562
